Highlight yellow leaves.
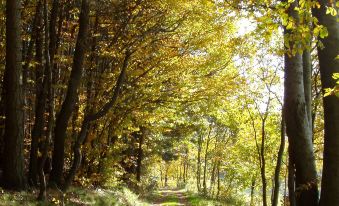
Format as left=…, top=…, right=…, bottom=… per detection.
left=324, top=73, right=339, bottom=97
left=286, top=20, right=295, bottom=30
left=326, top=7, right=338, bottom=16
left=281, top=14, right=296, bottom=31
left=299, top=0, right=320, bottom=9
left=314, top=2, right=321, bottom=9
left=313, top=25, right=328, bottom=39
left=51, top=197, right=61, bottom=205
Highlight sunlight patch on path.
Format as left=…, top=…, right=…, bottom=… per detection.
left=151, top=189, right=189, bottom=206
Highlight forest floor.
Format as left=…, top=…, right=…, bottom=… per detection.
left=149, top=188, right=189, bottom=205
left=0, top=186, right=226, bottom=205
left=146, top=188, right=227, bottom=206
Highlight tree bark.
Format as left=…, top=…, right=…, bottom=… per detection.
left=283, top=1, right=319, bottom=205
left=288, top=147, right=296, bottom=206
left=38, top=0, right=53, bottom=200
left=203, top=126, right=212, bottom=196
left=312, top=1, right=339, bottom=205
left=63, top=51, right=130, bottom=191
left=136, top=128, right=145, bottom=182
left=182, top=157, right=187, bottom=184
left=284, top=50, right=318, bottom=205
left=50, top=0, right=90, bottom=186
left=303, top=48, right=312, bottom=126
left=197, top=133, right=203, bottom=192
left=216, top=161, right=220, bottom=199
left=209, top=159, right=216, bottom=196
left=2, top=0, right=26, bottom=190
left=29, top=0, right=44, bottom=187
left=272, top=110, right=286, bottom=206
left=260, top=119, right=268, bottom=206
left=49, top=0, right=60, bottom=63
left=250, top=175, right=256, bottom=206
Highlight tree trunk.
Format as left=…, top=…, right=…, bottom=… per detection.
left=197, top=133, right=203, bottom=192
left=165, top=166, right=168, bottom=187
left=182, top=157, right=187, bottom=184
left=303, top=48, right=312, bottom=126
left=288, top=147, right=296, bottom=206
left=283, top=1, right=319, bottom=205
left=203, top=126, right=212, bottom=196
left=22, top=0, right=42, bottom=139
left=49, top=0, right=60, bottom=63
left=38, top=0, right=53, bottom=200
left=216, top=161, right=220, bottom=199
left=284, top=50, right=318, bottom=205
left=50, top=0, right=90, bottom=185
left=272, top=110, right=286, bottom=206
left=136, top=128, right=145, bottom=182
left=160, top=167, right=163, bottom=187
left=250, top=175, right=256, bottom=206
left=2, top=0, right=26, bottom=190
left=29, top=0, right=44, bottom=187
left=261, top=119, right=268, bottom=206
left=62, top=51, right=130, bottom=191
left=185, top=160, right=189, bottom=182
left=209, top=160, right=216, bottom=196
left=312, top=1, right=339, bottom=205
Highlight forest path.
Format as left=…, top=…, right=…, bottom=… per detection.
left=151, top=188, right=190, bottom=206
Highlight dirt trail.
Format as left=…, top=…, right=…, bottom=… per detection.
left=152, top=188, right=190, bottom=206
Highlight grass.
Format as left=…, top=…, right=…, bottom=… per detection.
left=186, top=193, right=244, bottom=206
left=187, top=194, right=223, bottom=206
left=0, top=186, right=241, bottom=206
left=159, top=194, right=180, bottom=206
left=0, top=186, right=151, bottom=206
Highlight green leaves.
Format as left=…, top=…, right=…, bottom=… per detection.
left=314, top=25, right=329, bottom=39
left=326, top=7, right=338, bottom=16
left=324, top=73, right=339, bottom=97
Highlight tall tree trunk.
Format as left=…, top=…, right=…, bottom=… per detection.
left=272, top=110, right=286, bottom=206
left=288, top=147, right=296, bottom=206
left=50, top=0, right=90, bottom=185
left=160, top=167, right=163, bottom=187
left=216, top=161, right=220, bottom=199
left=2, top=0, right=26, bottom=190
left=185, top=160, right=189, bottom=182
left=284, top=47, right=318, bottom=205
left=303, top=48, right=312, bottom=126
left=29, top=0, right=44, bottom=187
left=210, top=133, right=219, bottom=197
left=22, top=1, right=43, bottom=142
left=203, top=126, right=212, bottom=196
left=165, top=166, right=168, bottom=187
left=283, top=1, right=319, bottom=205
left=312, top=1, right=339, bottom=205
left=197, top=133, right=203, bottom=192
left=136, top=128, right=145, bottom=182
left=260, top=119, right=268, bottom=206
left=250, top=175, right=256, bottom=206
left=49, top=0, right=60, bottom=63
left=38, top=0, right=53, bottom=200
left=182, top=156, right=187, bottom=183
left=63, top=51, right=130, bottom=191
left=209, top=160, right=216, bottom=196
left=0, top=100, right=3, bottom=171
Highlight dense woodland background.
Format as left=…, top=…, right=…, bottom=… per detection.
left=0, top=0, right=338, bottom=205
